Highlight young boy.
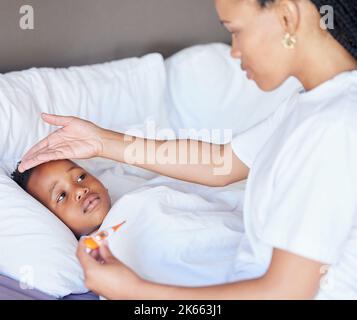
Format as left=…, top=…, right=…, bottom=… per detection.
left=12, top=159, right=244, bottom=288
left=12, top=159, right=112, bottom=237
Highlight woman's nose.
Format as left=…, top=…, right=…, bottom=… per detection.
left=231, top=37, right=242, bottom=59
left=76, top=187, right=89, bottom=201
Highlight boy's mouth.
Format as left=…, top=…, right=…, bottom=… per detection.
left=82, top=193, right=101, bottom=214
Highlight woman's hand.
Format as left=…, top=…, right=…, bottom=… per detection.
left=18, top=113, right=106, bottom=172
left=77, top=238, right=144, bottom=300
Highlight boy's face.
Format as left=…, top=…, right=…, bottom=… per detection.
left=27, top=160, right=111, bottom=237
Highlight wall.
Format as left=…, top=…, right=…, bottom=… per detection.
left=0, top=0, right=230, bottom=73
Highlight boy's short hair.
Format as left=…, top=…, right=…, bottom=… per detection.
left=11, top=162, right=34, bottom=191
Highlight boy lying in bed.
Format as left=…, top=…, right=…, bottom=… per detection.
left=11, top=159, right=244, bottom=287
left=11, top=159, right=112, bottom=238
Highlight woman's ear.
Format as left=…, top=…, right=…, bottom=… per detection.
left=275, top=0, right=300, bottom=35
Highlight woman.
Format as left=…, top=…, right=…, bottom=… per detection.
left=19, top=0, right=357, bottom=299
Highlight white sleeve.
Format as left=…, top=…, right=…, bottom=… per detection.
left=230, top=97, right=291, bottom=168
left=259, top=120, right=357, bottom=264
left=231, top=117, right=273, bottom=168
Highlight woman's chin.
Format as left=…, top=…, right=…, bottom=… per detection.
left=255, top=78, right=285, bottom=92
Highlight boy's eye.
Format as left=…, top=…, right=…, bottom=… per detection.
left=77, top=174, right=86, bottom=183
left=57, top=192, right=66, bottom=203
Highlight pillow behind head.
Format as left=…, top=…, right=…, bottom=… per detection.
left=0, top=53, right=167, bottom=162
left=0, top=53, right=167, bottom=297
left=0, top=167, right=86, bottom=297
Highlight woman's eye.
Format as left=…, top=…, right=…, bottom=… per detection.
left=57, top=192, right=66, bottom=203
left=77, top=174, right=86, bottom=183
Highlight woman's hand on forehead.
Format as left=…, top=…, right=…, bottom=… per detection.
left=19, top=113, right=105, bottom=173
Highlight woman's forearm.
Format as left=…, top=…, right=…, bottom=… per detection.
left=127, top=277, right=275, bottom=300
left=18, top=114, right=249, bottom=184
left=99, top=129, right=247, bottom=187
left=129, top=275, right=317, bottom=301
left=81, top=247, right=320, bottom=300
left=120, top=249, right=322, bottom=300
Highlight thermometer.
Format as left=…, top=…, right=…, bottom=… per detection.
left=84, top=221, right=126, bottom=252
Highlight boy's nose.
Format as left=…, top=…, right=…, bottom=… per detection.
left=76, top=187, right=89, bottom=201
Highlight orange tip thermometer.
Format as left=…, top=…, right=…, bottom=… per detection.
left=84, top=221, right=126, bottom=252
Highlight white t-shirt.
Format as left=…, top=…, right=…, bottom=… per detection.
left=230, top=71, right=357, bottom=299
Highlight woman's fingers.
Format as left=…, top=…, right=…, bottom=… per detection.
left=18, top=155, right=45, bottom=173
left=23, top=114, right=73, bottom=159
left=89, top=248, right=101, bottom=261
left=19, top=114, right=101, bottom=172
left=19, top=155, right=52, bottom=173
left=99, top=242, right=117, bottom=264
left=18, top=158, right=42, bottom=173
left=21, top=142, right=52, bottom=163
left=77, top=238, right=100, bottom=270
left=19, top=147, right=67, bottom=172
left=18, top=114, right=73, bottom=172
left=19, top=138, right=50, bottom=167
left=42, top=113, right=74, bottom=127
left=20, top=134, right=59, bottom=171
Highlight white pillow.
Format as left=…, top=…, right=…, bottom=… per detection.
left=0, top=53, right=168, bottom=297
left=0, top=167, right=87, bottom=297
left=0, top=53, right=167, bottom=163
left=165, top=43, right=303, bottom=143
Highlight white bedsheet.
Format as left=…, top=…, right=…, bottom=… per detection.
left=99, top=175, right=247, bottom=286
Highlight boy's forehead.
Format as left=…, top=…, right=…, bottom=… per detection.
left=31, top=160, right=80, bottom=185
left=39, top=160, right=77, bottom=173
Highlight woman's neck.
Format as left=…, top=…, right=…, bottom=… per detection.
left=295, top=39, right=357, bottom=91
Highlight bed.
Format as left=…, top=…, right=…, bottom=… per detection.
left=0, top=0, right=302, bottom=300
left=0, top=0, right=230, bottom=300
left=0, top=275, right=98, bottom=300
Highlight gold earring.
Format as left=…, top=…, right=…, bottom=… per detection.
left=282, top=33, right=296, bottom=49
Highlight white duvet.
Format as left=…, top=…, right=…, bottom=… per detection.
left=100, top=176, right=246, bottom=286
